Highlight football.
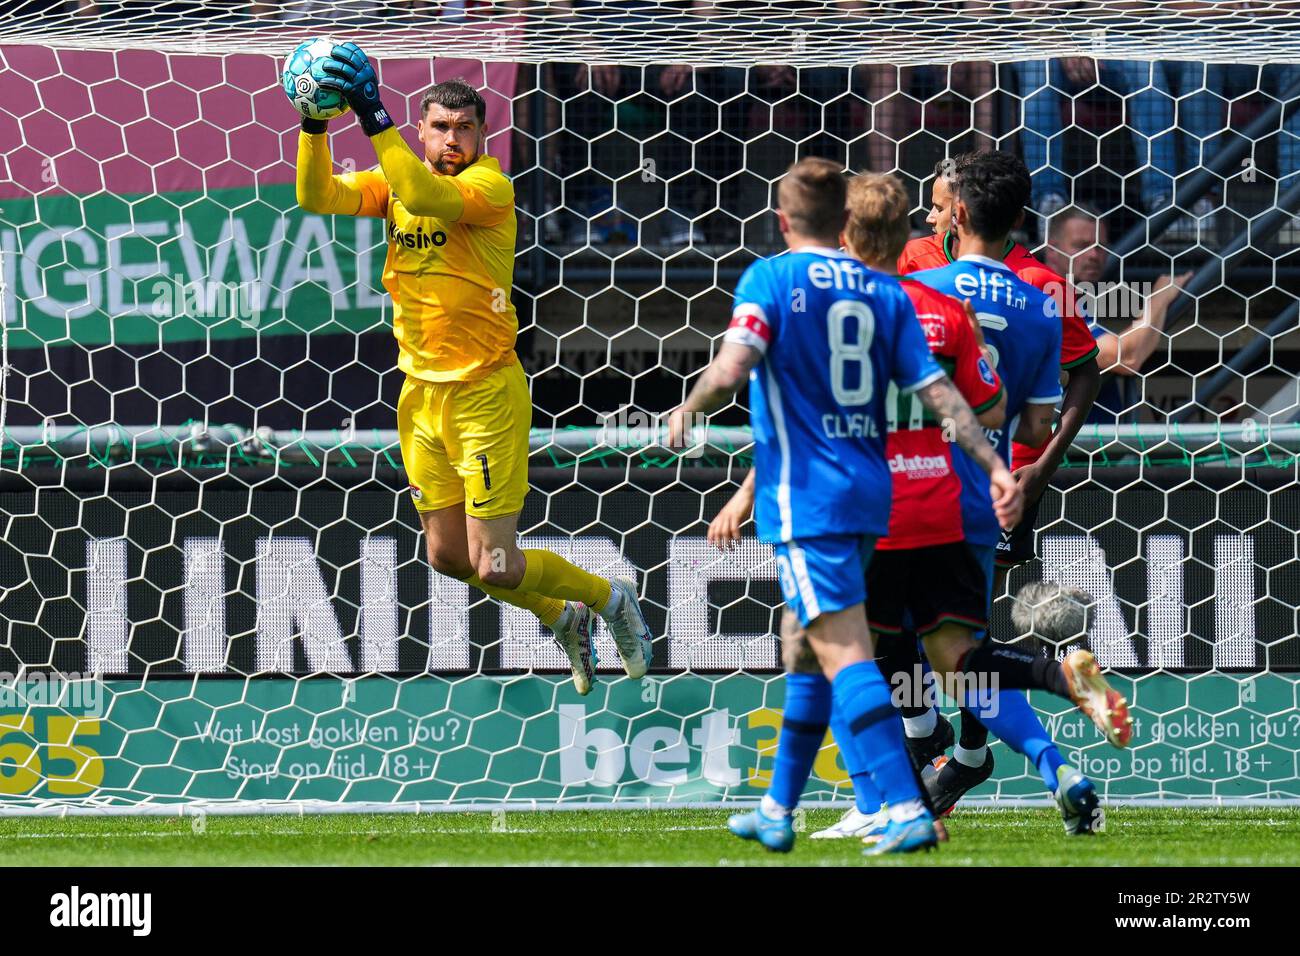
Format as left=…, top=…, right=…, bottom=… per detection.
left=281, top=38, right=351, bottom=121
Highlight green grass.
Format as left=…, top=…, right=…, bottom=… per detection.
left=1, top=807, right=1298, bottom=866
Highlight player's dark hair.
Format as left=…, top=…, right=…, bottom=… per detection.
left=953, top=152, right=1032, bottom=242
left=933, top=151, right=979, bottom=184
left=420, top=80, right=487, bottom=124
left=779, top=157, right=847, bottom=240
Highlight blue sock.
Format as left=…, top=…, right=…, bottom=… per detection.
left=769, top=672, right=832, bottom=811
left=831, top=661, right=921, bottom=806
left=966, top=689, right=1067, bottom=791
left=1035, top=745, right=1067, bottom=791
left=830, top=709, right=884, bottom=814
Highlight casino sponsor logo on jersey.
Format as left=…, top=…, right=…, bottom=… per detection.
left=388, top=222, right=448, bottom=250
left=888, top=451, right=950, bottom=480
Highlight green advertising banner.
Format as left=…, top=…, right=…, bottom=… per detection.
left=1, top=184, right=390, bottom=348
left=1, top=672, right=1297, bottom=811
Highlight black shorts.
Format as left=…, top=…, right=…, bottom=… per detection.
left=996, top=493, right=1042, bottom=569
left=866, top=542, right=989, bottom=637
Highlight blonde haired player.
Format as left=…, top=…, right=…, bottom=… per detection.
left=293, top=42, right=652, bottom=693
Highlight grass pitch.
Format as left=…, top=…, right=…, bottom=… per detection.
left=1, top=807, right=1297, bottom=866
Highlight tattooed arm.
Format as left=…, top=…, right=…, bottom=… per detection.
left=667, top=341, right=760, bottom=446
left=915, top=372, right=1023, bottom=530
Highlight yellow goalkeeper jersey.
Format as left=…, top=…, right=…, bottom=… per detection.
left=297, top=128, right=518, bottom=383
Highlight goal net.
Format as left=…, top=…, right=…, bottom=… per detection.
left=0, top=0, right=1297, bottom=814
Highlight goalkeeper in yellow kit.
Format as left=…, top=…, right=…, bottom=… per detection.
left=295, top=42, right=652, bottom=693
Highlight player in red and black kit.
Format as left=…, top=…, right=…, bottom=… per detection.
left=900, top=155, right=1100, bottom=579
left=898, top=152, right=1102, bottom=811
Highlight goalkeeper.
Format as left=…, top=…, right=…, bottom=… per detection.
left=294, top=43, right=653, bottom=694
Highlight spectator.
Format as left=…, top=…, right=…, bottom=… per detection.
left=1041, top=206, right=1192, bottom=424
left=644, top=61, right=748, bottom=245
left=542, top=1, right=744, bottom=247
left=1018, top=1, right=1300, bottom=243
left=250, top=0, right=438, bottom=27
left=2, top=0, right=146, bottom=16
left=1149, top=0, right=1300, bottom=243
left=538, top=53, right=641, bottom=245
left=858, top=0, right=999, bottom=173
left=1013, top=54, right=1186, bottom=222
left=1008, top=2, right=1187, bottom=222
left=861, top=58, right=997, bottom=174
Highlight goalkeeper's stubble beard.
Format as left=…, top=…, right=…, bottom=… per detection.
left=424, top=128, right=485, bottom=177
left=431, top=146, right=474, bottom=176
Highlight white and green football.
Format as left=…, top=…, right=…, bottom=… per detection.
left=281, top=38, right=351, bottom=121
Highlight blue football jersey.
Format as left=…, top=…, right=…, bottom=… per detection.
left=911, top=255, right=1063, bottom=547
left=725, top=247, right=944, bottom=543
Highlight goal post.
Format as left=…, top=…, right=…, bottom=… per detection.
left=0, top=0, right=1298, bottom=814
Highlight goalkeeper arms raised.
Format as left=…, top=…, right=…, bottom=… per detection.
left=297, top=125, right=466, bottom=221
left=296, top=129, right=387, bottom=216
left=367, top=128, right=484, bottom=222
left=316, top=41, right=502, bottom=224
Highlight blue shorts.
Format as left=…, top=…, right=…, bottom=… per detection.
left=774, top=535, right=876, bottom=628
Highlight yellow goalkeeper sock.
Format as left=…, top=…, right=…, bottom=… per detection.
left=464, top=574, right=565, bottom=629
left=520, top=549, right=614, bottom=612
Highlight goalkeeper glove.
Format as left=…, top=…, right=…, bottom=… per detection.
left=301, top=116, right=328, bottom=134
left=318, top=42, right=394, bottom=138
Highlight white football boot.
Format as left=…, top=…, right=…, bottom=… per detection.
left=551, top=602, right=597, bottom=695
left=809, top=806, right=891, bottom=842
left=601, top=578, right=654, bottom=679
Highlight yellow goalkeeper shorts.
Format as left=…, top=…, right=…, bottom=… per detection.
left=397, top=358, right=532, bottom=519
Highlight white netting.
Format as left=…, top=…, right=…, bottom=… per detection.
left=0, top=1, right=1297, bottom=811
left=2, top=1, right=1300, bottom=65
